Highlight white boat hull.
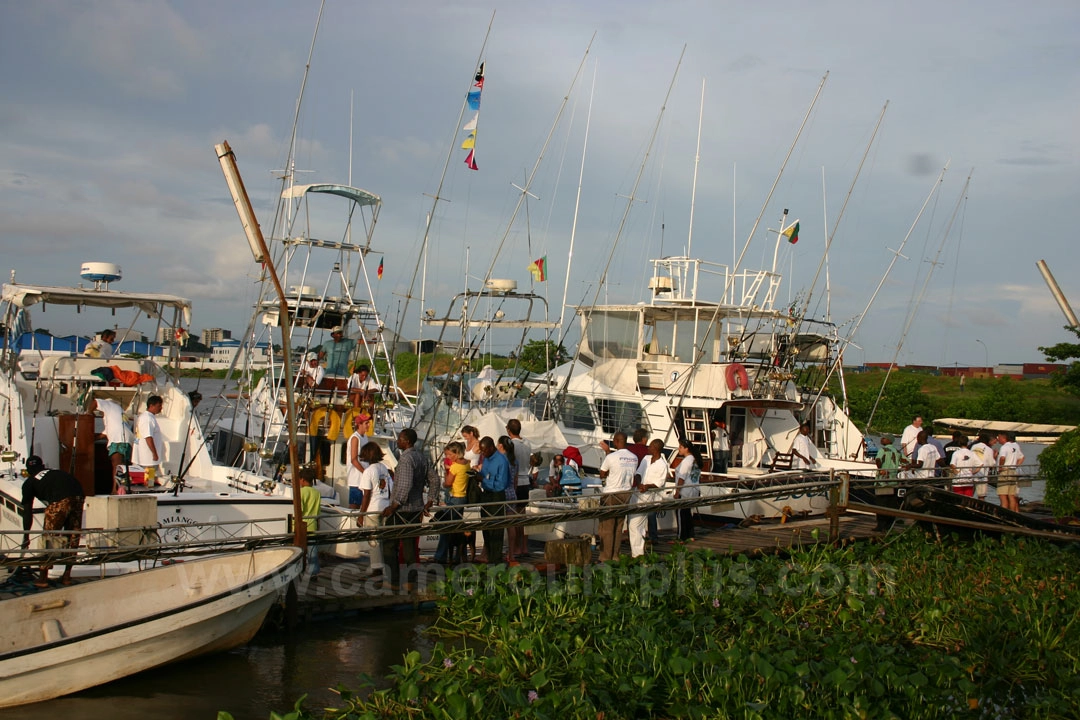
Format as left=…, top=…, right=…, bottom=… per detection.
left=0, top=547, right=302, bottom=707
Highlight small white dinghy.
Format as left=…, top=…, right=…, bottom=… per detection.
left=0, top=546, right=303, bottom=708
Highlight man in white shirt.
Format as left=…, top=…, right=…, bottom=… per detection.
left=135, top=395, right=165, bottom=487
left=93, top=398, right=133, bottom=493
left=791, top=423, right=819, bottom=470
left=900, top=415, right=924, bottom=459
left=597, top=431, right=639, bottom=561
left=913, top=430, right=942, bottom=480
left=296, top=353, right=325, bottom=390
left=347, top=364, right=380, bottom=407
left=711, top=420, right=731, bottom=473
left=969, top=432, right=996, bottom=499
left=996, top=432, right=1025, bottom=512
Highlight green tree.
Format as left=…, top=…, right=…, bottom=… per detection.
left=1039, top=427, right=1080, bottom=518
left=518, top=339, right=569, bottom=374
left=1039, top=326, right=1080, bottom=396
left=847, top=376, right=931, bottom=434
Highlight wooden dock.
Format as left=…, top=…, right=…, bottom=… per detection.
left=1, top=512, right=885, bottom=617
left=279, top=511, right=885, bottom=622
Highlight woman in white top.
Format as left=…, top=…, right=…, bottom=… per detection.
left=673, top=439, right=703, bottom=541
left=628, top=439, right=668, bottom=557
left=461, top=425, right=482, bottom=470
left=358, top=441, right=393, bottom=574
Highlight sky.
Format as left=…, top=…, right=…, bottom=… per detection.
left=2, top=0, right=1079, bottom=367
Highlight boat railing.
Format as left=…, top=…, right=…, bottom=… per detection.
left=647, top=257, right=782, bottom=310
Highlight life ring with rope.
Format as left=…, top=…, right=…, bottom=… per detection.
left=726, top=362, right=750, bottom=392
left=308, top=406, right=342, bottom=441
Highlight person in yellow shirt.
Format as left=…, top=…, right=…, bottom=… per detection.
left=433, top=441, right=470, bottom=564
left=298, top=467, right=321, bottom=577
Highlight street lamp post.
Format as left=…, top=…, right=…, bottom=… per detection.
left=975, top=339, right=989, bottom=371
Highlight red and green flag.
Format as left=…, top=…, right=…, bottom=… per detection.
left=529, top=256, right=547, bottom=282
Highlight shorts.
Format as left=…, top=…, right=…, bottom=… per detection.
left=108, top=442, right=132, bottom=461
left=997, top=467, right=1019, bottom=496
left=952, top=486, right=975, bottom=497
left=44, top=496, right=83, bottom=549
left=349, top=486, right=364, bottom=506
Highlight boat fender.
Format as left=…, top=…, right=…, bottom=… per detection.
left=308, top=406, right=342, bottom=441
left=726, top=363, right=750, bottom=392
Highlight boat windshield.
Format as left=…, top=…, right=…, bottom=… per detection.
left=583, top=311, right=640, bottom=360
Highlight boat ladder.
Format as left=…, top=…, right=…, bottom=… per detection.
left=681, top=408, right=711, bottom=455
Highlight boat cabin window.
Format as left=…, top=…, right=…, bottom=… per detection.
left=595, top=398, right=646, bottom=435
left=559, top=394, right=596, bottom=430
left=583, top=311, right=640, bottom=360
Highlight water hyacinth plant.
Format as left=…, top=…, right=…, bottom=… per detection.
left=278, top=531, right=1080, bottom=719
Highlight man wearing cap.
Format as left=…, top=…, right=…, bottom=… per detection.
left=296, top=353, right=325, bottom=390
left=21, top=456, right=84, bottom=588
left=322, top=326, right=356, bottom=377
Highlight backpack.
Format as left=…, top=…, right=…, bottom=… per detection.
left=465, top=468, right=482, bottom=505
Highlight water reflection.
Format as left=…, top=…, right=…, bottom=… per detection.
left=0, top=612, right=436, bottom=720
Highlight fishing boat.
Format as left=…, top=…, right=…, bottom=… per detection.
left=0, top=546, right=302, bottom=708
left=209, top=181, right=410, bottom=488
left=0, top=267, right=305, bottom=563
left=417, top=252, right=875, bottom=522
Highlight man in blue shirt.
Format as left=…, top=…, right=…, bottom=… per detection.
left=478, top=436, right=510, bottom=564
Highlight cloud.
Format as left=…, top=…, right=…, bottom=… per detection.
left=56, top=0, right=206, bottom=100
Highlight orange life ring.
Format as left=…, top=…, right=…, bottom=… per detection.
left=308, top=406, right=342, bottom=441
left=726, top=363, right=749, bottom=392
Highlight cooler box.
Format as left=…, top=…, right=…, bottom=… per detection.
left=84, top=494, right=158, bottom=548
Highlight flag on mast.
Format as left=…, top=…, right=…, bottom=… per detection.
left=377, top=257, right=384, bottom=280
left=783, top=221, right=800, bottom=244
left=461, top=62, right=484, bottom=171
left=529, top=256, right=547, bottom=282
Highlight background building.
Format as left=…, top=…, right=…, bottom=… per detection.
left=201, top=328, right=232, bottom=346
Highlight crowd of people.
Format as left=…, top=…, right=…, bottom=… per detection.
left=302, top=420, right=715, bottom=587
left=884, top=414, right=1028, bottom=511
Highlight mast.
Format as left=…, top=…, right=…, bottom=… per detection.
left=797, top=101, right=888, bottom=322
left=393, top=11, right=496, bottom=376
left=867, top=167, right=971, bottom=430
left=807, top=162, right=950, bottom=419
left=686, top=77, right=705, bottom=257
left=554, top=46, right=686, bottom=412
left=462, top=35, right=596, bottom=334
